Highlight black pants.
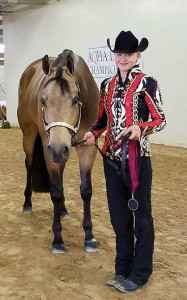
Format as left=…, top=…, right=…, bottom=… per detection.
left=103, top=156, right=154, bottom=285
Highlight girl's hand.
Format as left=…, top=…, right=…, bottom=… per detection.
left=126, top=125, right=141, bottom=140
left=83, top=131, right=95, bottom=146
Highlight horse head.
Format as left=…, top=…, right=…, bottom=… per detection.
left=41, top=50, right=81, bottom=163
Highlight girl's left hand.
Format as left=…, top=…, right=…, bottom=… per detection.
left=126, top=125, right=141, bottom=140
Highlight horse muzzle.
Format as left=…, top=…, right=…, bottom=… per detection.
left=47, top=142, right=71, bottom=163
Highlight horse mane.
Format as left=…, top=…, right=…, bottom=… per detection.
left=44, top=76, right=70, bottom=95
left=43, top=49, right=74, bottom=95
left=52, top=49, right=74, bottom=77
left=52, top=49, right=73, bottom=68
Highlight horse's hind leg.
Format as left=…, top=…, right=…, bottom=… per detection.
left=76, top=145, right=99, bottom=252
left=22, top=125, right=38, bottom=212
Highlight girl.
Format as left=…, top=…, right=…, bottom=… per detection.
left=84, top=30, right=166, bottom=293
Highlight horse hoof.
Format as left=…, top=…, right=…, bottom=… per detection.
left=60, top=211, right=70, bottom=220
left=23, top=206, right=32, bottom=213
left=84, top=239, right=99, bottom=253
left=52, top=243, right=67, bottom=253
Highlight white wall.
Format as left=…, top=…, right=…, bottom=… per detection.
left=3, top=0, right=187, bottom=147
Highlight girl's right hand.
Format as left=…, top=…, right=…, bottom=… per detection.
left=83, top=131, right=95, bottom=146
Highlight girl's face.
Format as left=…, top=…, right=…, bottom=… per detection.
left=114, top=52, right=140, bottom=73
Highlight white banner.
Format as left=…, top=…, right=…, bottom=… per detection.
left=87, top=37, right=144, bottom=88
left=87, top=40, right=116, bottom=88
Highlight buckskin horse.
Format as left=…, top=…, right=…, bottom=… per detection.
left=17, top=49, right=100, bottom=253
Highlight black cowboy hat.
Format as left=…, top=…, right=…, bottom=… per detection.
left=107, top=30, right=149, bottom=53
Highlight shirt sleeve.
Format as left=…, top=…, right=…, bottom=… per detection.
left=137, top=76, right=166, bottom=136
left=89, top=79, right=109, bottom=138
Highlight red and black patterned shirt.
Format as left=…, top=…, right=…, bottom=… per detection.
left=90, top=65, right=166, bottom=160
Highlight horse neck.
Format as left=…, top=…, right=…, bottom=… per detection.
left=29, top=69, right=46, bottom=100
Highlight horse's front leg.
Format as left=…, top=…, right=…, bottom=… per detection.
left=43, top=142, right=67, bottom=253
left=50, top=171, right=67, bottom=253
left=59, top=164, right=69, bottom=220
left=41, top=130, right=69, bottom=253
left=76, top=145, right=99, bottom=252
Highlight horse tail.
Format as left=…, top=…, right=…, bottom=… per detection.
left=32, top=134, right=51, bottom=193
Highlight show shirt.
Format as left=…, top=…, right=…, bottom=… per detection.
left=90, top=65, right=166, bottom=161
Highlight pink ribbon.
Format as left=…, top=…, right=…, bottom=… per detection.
left=128, top=140, right=139, bottom=194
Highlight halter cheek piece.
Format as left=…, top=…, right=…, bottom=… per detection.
left=42, top=83, right=82, bottom=143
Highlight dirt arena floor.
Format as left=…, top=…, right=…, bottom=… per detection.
left=0, top=128, right=186, bottom=300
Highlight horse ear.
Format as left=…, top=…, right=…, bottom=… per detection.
left=67, top=55, right=74, bottom=75
left=42, top=55, right=50, bottom=75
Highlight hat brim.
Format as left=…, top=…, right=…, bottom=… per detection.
left=136, top=38, right=149, bottom=52
left=107, top=37, right=149, bottom=53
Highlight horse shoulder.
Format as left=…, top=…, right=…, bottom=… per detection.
left=18, top=60, right=45, bottom=126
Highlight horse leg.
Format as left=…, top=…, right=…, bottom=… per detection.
left=23, top=157, right=33, bottom=212
left=22, top=126, right=38, bottom=212
left=50, top=172, right=66, bottom=253
left=42, top=142, right=66, bottom=253
left=76, top=145, right=99, bottom=252
left=59, top=164, right=69, bottom=220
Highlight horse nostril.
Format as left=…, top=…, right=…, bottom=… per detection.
left=64, top=146, right=69, bottom=156
left=47, top=143, right=70, bottom=163
left=47, top=145, right=53, bottom=157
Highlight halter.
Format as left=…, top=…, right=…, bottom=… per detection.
left=42, top=83, right=82, bottom=143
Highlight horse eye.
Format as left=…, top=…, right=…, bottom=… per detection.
left=72, top=97, right=79, bottom=106
left=41, top=97, right=46, bottom=107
